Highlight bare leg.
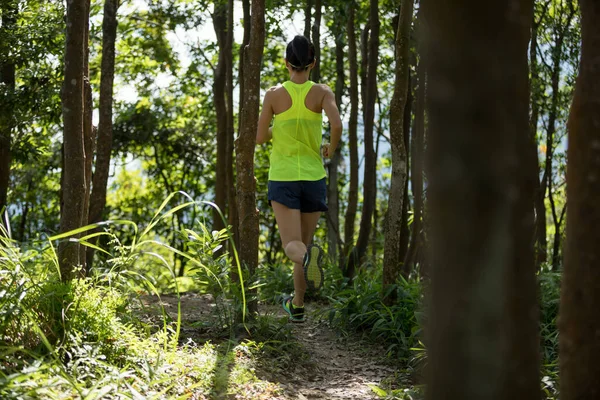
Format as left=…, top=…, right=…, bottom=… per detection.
left=272, top=201, right=306, bottom=306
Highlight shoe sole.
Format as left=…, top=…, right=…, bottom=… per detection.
left=304, top=244, right=324, bottom=291
left=282, top=298, right=305, bottom=323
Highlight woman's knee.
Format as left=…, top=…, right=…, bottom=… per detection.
left=284, top=240, right=306, bottom=257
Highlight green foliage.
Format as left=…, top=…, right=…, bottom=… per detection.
left=539, top=272, right=561, bottom=399
left=324, top=267, right=423, bottom=360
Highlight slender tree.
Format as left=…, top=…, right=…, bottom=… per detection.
left=304, top=0, right=312, bottom=40
left=236, top=0, right=265, bottom=314
left=346, top=0, right=379, bottom=279
left=423, top=0, right=539, bottom=398
left=0, top=0, right=17, bottom=224
left=559, top=0, right=600, bottom=397
left=343, top=2, right=359, bottom=271
left=225, top=0, right=238, bottom=252
left=213, top=0, right=228, bottom=233
left=80, top=0, right=94, bottom=271
left=403, top=54, right=425, bottom=276
left=383, top=0, right=412, bottom=301
left=311, top=0, right=321, bottom=83
left=59, top=0, right=91, bottom=280
left=327, top=5, right=345, bottom=264
left=87, top=0, right=119, bottom=267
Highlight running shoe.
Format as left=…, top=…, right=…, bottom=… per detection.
left=282, top=296, right=305, bottom=323
left=303, top=244, right=324, bottom=291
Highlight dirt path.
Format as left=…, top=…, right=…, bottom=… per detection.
left=268, top=305, right=398, bottom=399
left=139, top=293, right=401, bottom=399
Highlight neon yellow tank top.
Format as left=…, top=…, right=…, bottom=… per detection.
left=269, top=80, right=325, bottom=181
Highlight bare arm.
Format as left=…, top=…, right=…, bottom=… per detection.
left=322, top=86, right=342, bottom=157
left=256, top=89, right=275, bottom=145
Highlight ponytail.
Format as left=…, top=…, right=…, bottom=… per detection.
left=285, top=35, right=315, bottom=71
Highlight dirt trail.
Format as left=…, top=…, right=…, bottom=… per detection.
left=140, top=293, right=400, bottom=400
left=270, top=305, right=398, bottom=399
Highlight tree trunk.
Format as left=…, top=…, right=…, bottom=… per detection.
left=87, top=0, right=119, bottom=268
left=423, top=0, right=539, bottom=399
left=383, top=0, right=412, bottom=303
left=236, top=0, right=264, bottom=315
left=550, top=202, right=566, bottom=271
left=346, top=0, right=379, bottom=280
left=311, top=0, right=321, bottom=83
left=559, top=2, right=600, bottom=397
left=225, top=0, right=238, bottom=256
left=327, top=15, right=344, bottom=264
left=398, top=69, right=413, bottom=274
left=80, top=0, right=94, bottom=273
left=403, top=49, right=425, bottom=276
left=343, top=2, right=359, bottom=273
left=0, top=0, right=17, bottom=229
left=213, top=0, right=228, bottom=234
left=304, top=0, right=312, bottom=40
left=59, top=0, right=91, bottom=281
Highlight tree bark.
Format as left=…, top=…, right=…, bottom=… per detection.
left=404, top=49, right=425, bottom=276
left=559, top=2, right=600, bottom=397
left=383, top=0, right=412, bottom=303
left=225, top=0, right=238, bottom=255
left=59, top=0, right=90, bottom=281
left=346, top=0, right=379, bottom=280
left=80, top=0, right=93, bottom=272
left=423, top=0, right=539, bottom=399
left=0, top=0, right=17, bottom=229
left=213, top=0, right=228, bottom=234
left=398, top=71, right=412, bottom=274
left=327, top=13, right=344, bottom=266
left=304, top=0, right=312, bottom=40
left=311, top=0, right=321, bottom=83
left=236, top=0, right=264, bottom=315
left=87, top=0, right=119, bottom=268
left=343, top=3, right=359, bottom=272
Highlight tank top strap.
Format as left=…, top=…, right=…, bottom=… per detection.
left=282, top=80, right=315, bottom=111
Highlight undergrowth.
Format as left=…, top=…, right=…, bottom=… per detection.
left=0, top=196, right=292, bottom=399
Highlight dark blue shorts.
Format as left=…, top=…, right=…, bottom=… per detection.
left=268, top=178, right=328, bottom=213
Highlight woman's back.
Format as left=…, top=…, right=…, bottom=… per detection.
left=269, top=81, right=327, bottom=182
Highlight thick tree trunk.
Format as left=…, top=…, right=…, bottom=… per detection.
left=311, top=0, right=321, bottom=83
left=304, top=0, right=312, bottom=40
left=346, top=0, right=379, bottom=280
left=59, top=0, right=90, bottom=281
left=87, top=0, right=119, bottom=268
left=559, top=2, right=600, bottom=397
left=423, top=1, right=539, bottom=399
left=213, top=0, right=228, bottom=233
left=383, top=0, right=412, bottom=302
left=327, top=17, right=344, bottom=265
left=236, top=0, right=264, bottom=315
left=0, top=1, right=17, bottom=228
left=403, top=52, right=425, bottom=276
left=343, top=3, right=359, bottom=273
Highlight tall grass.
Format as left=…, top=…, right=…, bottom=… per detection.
left=0, top=193, right=265, bottom=398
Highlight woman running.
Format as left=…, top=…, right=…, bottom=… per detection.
left=256, top=35, right=342, bottom=323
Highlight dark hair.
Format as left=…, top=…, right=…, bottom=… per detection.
left=286, top=35, right=315, bottom=71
